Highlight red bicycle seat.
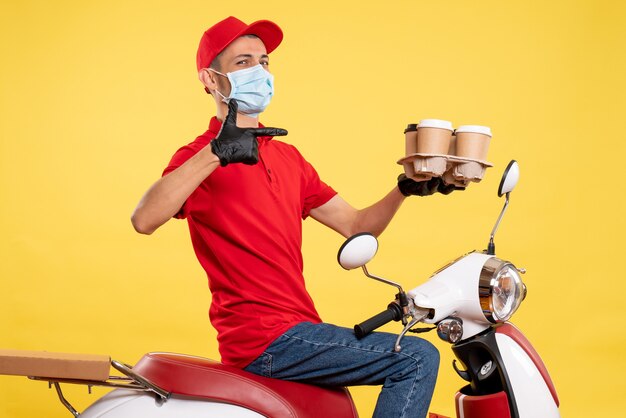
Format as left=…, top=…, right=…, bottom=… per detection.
left=133, top=352, right=359, bottom=418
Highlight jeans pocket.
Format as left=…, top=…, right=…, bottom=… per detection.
left=245, top=352, right=273, bottom=378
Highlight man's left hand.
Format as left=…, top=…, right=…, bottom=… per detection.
left=397, top=174, right=463, bottom=197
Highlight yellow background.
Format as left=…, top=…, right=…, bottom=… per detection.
left=1, top=1, right=624, bottom=417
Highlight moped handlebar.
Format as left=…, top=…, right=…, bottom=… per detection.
left=354, top=302, right=403, bottom=339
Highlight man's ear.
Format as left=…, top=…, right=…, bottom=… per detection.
left=198, top=69, right=218, bottom=93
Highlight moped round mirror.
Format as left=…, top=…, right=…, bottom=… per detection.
left=498, top=160, right=520, bottom=197
left=337, top=233, right=378, bottom=270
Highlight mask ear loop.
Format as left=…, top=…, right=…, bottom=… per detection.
left=207, top=68, right=227, bottom=77
left=204, top=68, right=229, bottom=100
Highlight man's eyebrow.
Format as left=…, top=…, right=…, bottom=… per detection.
left=232, top=54, right=270, bottom=60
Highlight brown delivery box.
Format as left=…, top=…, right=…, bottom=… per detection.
left=0, top=349, right=110, bottom=381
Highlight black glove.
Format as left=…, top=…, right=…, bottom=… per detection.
left=397, top=174, right=462, bottom=197
left=211, top=100, right=288, bottom=166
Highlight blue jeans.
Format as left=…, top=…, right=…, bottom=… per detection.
left=244, top=322, right=439, bottom=418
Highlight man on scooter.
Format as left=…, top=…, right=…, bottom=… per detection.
left=131, top=16, right=459, bottom=418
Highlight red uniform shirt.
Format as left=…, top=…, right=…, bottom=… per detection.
left=163, top=117, right=337, bottom=368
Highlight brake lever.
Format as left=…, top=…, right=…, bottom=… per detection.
left=394, top=307, right=430, bottom=352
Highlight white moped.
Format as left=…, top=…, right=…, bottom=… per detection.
left=1, top=160, right=559, bottom=418
left=337, top=160, right=559, bottom=418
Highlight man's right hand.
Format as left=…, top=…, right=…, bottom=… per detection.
left=210, top=100, right=288, bottom=166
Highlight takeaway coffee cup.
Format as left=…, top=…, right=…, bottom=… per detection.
left=403, top=124, right=419, bottom=177
left=414, top=119, right=453, bottom=176
left=404, top=123, right=419, bottom=155
left=454, top=125, right=492, bottom=160
left=453, top=125, right=492, bottom=181
left=417, top=119, right=454, bottom=154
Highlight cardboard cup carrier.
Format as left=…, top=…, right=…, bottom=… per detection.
left=399, top=120, right=493, bottom=187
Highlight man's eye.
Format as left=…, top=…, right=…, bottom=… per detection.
left=261, top=61, right=269, bottom=67
left=237, top=60, right=248, bottom=65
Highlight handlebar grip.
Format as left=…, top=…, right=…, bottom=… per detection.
left=354, top=303, right=403, bottom=339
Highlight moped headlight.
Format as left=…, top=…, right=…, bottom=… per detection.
left=479, top=258, right=525, bottom=323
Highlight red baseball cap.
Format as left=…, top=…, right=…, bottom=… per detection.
left=196, top=16, right=283, bottom=71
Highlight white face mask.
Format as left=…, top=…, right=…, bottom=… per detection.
left=209, top=64, right=274, bottom=117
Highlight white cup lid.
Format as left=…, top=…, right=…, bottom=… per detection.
left=418, top=119, right=454, bottom=131
left=456, top=125, right=492, bottom=137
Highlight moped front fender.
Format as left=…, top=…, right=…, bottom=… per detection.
left=452, top=323, right=560, bottom=418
